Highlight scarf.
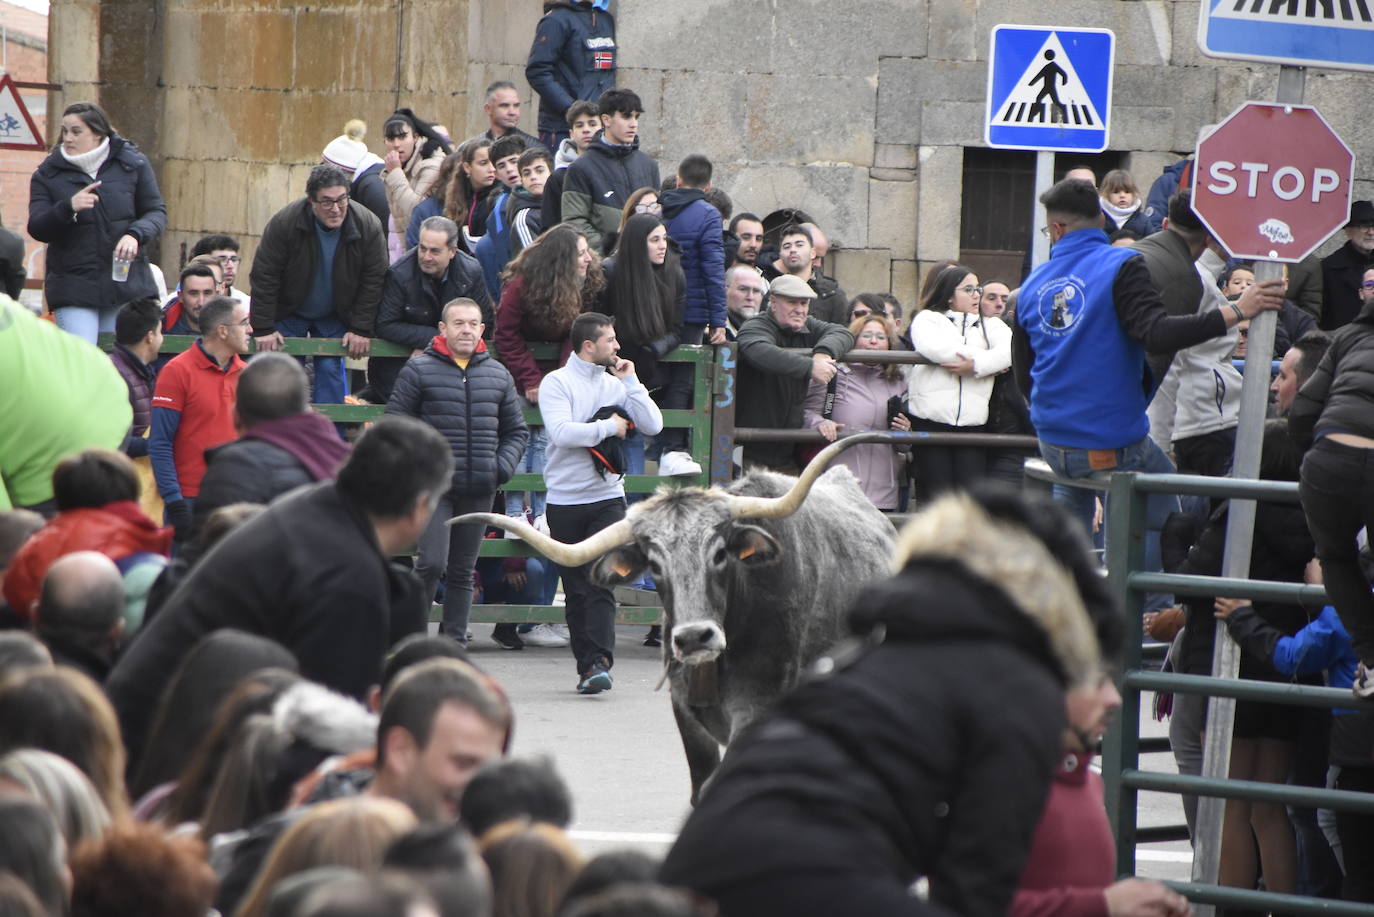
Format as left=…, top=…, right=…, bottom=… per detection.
left=60, top=136, right=111, bottom=180
left=1101, top=197, right=1142, bottom=223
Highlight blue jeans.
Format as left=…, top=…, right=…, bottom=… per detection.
left=503, top=426, right=547, bottom=518
left=1038, top=435, right=1179, bottom=608
left=276, top=314, right=348, bottom=404
left=623, top=429, right=646, bottom=505
left=53, top=305, right=117, bottom=345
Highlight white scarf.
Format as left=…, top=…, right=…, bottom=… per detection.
left=60, top=136, right=111, bottom=180
left=1101, top=196, right=1142, bottom=223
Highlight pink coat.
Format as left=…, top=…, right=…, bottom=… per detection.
left=804, top=364, right=909, bottom=510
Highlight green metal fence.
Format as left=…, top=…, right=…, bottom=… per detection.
left=99, top=332, right=731, bottom=625
left=1029, top=464, right=1374, bottom=916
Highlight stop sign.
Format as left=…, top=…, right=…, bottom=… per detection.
left=1191, top=102, right=1353, bottom=264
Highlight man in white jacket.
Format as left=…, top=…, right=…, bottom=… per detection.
left=539, top=311, right=663, bottom=694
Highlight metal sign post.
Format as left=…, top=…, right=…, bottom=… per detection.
left=1189, top=65, right=1310, bottom=916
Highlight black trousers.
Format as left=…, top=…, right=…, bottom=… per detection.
left=709, top=871, right=932, bottom=916
left=546, top=497, right=625, bottom=675
left=910, top=417, right=988, bottom=505
left=1300, top=438, right=1374, bottom=665
left=1336, top=766, right=1374, bottom=903
left=1173, top=426, right=1236, bottom=477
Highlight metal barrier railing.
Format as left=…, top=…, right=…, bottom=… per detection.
left=1039, top=464, right=1374, bottom=915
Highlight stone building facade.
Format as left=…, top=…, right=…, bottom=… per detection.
left=41, top=0, right=1374, bottom=308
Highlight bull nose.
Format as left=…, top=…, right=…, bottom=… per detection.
left=672, top=623, right=724, bottom=654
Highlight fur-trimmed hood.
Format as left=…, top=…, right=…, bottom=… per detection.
left=273, top=681, right=377, bottom=755
left=859, top=491, right=1104, bottom=689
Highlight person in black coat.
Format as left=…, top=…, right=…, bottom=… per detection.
left=192, top=354, right=351, bottom=534
left=27, top=102, right=166, bottom=344
left=105, top=416, right=454, bottom=772
left=385, top=299, right=528, bottom=641
left=660, top=484, right=1123, bottom=917
left=371, top=215, right=493, bottom=402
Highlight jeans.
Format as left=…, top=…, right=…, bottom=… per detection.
left=478, top=554, right=560, bottom=606
left=1300, top=438, right=1374, bottom=665
left=623, top=429, right=646, bottom=505
left=415, top=491, right=496, bottom=640
left=53, top=305, right=117, bottom=345
left=276, top=314, right=348, bottom=404
left=1038, top=434, right=1180, bottom=594
left=546, top=497, right=624, bottom=675
left=1170, top=687, right=1205, bottom=838
left=503, top=426, right=547, bottom=518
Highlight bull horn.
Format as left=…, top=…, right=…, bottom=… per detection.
left=728, top=431, right=895, bottom=519
left=447, top=513, right=634, bottom=567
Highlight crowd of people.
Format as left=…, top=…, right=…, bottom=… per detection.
left=4, top=0, right=1374, bottom=913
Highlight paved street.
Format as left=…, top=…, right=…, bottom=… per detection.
left=463, top=623, right=1195, bottom=882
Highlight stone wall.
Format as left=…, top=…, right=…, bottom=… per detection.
left=43, top=0, right=1374, bottom=303
left=47, top=0, right=545, bottom=284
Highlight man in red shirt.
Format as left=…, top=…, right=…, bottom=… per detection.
left=148, top=296, right=250, bottom=538
left=1011, top=670, right=1192, bottom=917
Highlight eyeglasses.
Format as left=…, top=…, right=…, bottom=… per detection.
left=233, top=318, right=252, bottom=328
left=733, top=285, right=764, bottom=297
left=218, top=254, right=241, bottom=264
left=1040, top=221, right=1067, bottom=238
left=857, top=332, right=889, bottom=341
left=957, top=285, right=984, bottom=296
left=313, top=194, right=350, bottom=210
left=1362, top=281, right=1374, bottom=289
left=851, top=309, right=873, bottom=319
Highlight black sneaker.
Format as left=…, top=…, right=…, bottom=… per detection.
left=492, top=624, right=524, bottom=651
left=577, top=660, right=613, bottom=695
left=643, top=625, right=662, bottom=647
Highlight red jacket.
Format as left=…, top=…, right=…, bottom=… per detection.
left=3, top=502, right=173, bottom=621
left=1010, top=753, right=1115, bottom=917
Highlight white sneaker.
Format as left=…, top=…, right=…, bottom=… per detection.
left=523, top=622, right=570, bottom=647
left=1353, top=663, right=1374, bottom=699
left=659, top=451, right=703, bottom=477
left=504, top=513, right=526, bottom=540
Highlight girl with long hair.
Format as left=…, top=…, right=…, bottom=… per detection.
left=904, top=264, right=1012, bottom=503
left=449, top=139, right=497, bottom=253
left=380, top=108, right=453, bottom=261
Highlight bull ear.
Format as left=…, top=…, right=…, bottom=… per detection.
left=590, top=544, right=649, bottom=587
left=726, top=525, right=781, bottom=566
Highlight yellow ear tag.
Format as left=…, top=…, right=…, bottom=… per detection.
left=737, top=543, right=756, bottom=561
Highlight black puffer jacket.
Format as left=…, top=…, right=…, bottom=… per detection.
left=384, top=339, right=528, bottom=495
left=27, top=134, right=166, bottom=310
left=662, top=496, right=1105, bottom=917
left=1289, top=300, right=1374, bottom=448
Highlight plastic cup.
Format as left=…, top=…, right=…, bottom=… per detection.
left=111, top=255, right=131, bottom=282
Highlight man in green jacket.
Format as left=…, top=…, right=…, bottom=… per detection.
left=0, top=295, right=132, bottom=513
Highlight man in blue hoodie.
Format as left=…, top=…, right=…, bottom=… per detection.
left=656, top=154, right=726, bottom=476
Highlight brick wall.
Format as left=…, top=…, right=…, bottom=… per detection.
left=1, top=6, right=49, bottom=298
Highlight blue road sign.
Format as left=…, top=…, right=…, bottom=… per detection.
left=1198, top=0, right=1374, bottom=74
left=985, top=25, right=1115, bottom=153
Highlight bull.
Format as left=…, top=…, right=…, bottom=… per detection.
left=454, top=434, right=897, bottom=802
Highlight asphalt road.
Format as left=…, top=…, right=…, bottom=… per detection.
left=463, top=623, right=1195, bottom=882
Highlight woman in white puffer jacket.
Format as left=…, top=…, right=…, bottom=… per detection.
left=905, top=264, right=1012, bottom=503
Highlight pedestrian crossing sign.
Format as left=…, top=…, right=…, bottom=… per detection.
left=985, top=25, right=1115, bottom=153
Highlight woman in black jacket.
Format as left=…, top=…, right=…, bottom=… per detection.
left=600, top=213, right=687, bottom=485
left=27, top=102, right=166, bottom=343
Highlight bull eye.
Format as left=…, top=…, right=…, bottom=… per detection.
left=648, top=559, right=662, bottom=577
left=712, top=547, right=728, bottom=566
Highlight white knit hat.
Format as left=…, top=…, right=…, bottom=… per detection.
left=321, top=134, right=368, bottom=172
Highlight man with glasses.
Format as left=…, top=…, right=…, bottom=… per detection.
left=1321, top=200, right=1374, bottom=331
left=724, top=264, right=767, bottom=339
left=189, top=234, right=251, bottom=307
left=249, top=164, right=388, bottom=405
